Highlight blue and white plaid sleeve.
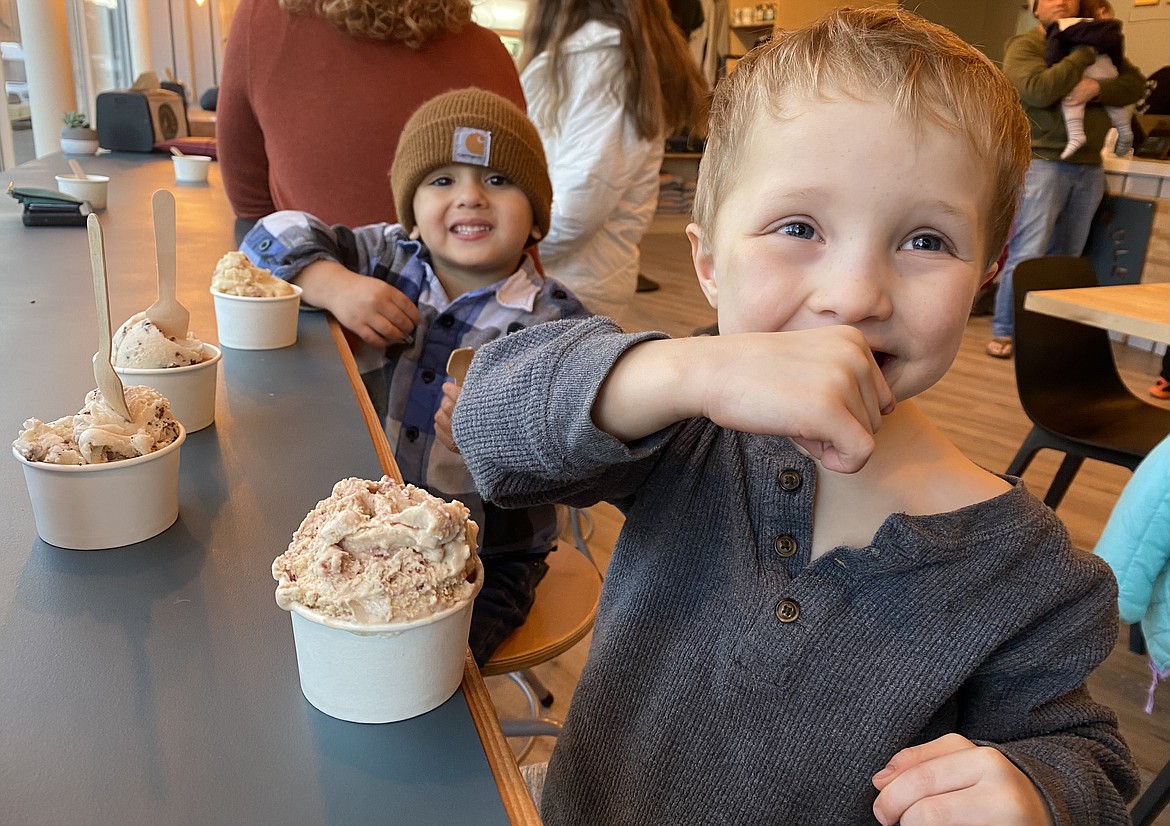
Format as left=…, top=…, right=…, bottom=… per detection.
left=240, top=211, right=408, bottom=282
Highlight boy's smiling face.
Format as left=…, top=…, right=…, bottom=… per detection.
left=412, top=162, right=537, bottom=296
left=688, top=97, right=998, bottom=402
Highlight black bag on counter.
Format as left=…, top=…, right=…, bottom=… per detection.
left=96, top=88, right=188, bottom=152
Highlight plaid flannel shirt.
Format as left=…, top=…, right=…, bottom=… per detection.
left=242, top=211, right=590, bottom=555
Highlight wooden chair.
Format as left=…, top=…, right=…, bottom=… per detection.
left=481, top=508, right=603, bottom=758
left=1004, top=256, right=1170, bottom=509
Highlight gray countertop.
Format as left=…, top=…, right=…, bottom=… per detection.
left=0, top=153, right=513, bottom=825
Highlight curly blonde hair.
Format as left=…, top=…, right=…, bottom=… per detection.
left=279, top=0, right=472, bottom=49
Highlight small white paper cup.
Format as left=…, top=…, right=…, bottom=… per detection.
left=112, top=344, right=221, bottom=432
left=286, top=555, right=483, bottom=723
left=55, top=174, right=109, bottom=209
left=211, top=285, right=302, bottom=350
left=13, top=425, right=186, bottom=550
left=172, top=155, right=212, bottom=183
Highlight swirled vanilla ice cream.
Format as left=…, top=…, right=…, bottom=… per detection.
left=273, top=477, right=483, bottom=723
left=110, top=312, right=221, bottom=432
left=273, top=477, right=479, bottom=623
left=15, top=385, right=181, bottom=465
left=12, top=386, right=186, bottom=549
left=112, top=312, right=208, bottom=369
left=210, top=251, right=301, bottom=349
left=211, top=251, right=295, bottom=297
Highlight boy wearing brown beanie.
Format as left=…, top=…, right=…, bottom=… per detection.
left=241, top=88, right=589, bottom=664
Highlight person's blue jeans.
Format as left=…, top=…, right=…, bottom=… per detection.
left=991, top=158, right=1105, bottom=339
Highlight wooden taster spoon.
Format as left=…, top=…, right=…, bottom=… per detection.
left=87, top=214, right=132, bottom=421
left=68, top=159, right=87, bottom=180
left=145, top=189, right=190, bottom=340
left=446, top=347, right=474, bottom=386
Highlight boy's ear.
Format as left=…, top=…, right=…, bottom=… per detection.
left=687, top=222, right=719, bottom=309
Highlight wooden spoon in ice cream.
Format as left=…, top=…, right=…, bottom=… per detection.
left=87, top=214, right=132, bottom=421
left=144, top=188, right=190, bottom=339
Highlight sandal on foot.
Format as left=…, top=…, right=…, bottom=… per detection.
left=1150, top=377, right=1170, bottom=400
left=985, top=337, right=1013, bottom=359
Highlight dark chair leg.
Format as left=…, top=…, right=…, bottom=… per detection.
left=1006, top=429, right=1043, bottom=477
left=1043, top=454, right=1085, bottom=509
left=1130, top=624, right=1148, bottom=656
left=520, top=669, right=555, bottom=707
left=1131, top=759, right=1170, bottom=826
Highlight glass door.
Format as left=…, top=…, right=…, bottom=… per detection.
left=0, top=2, right=33, bottom=169
left=67, top=0, right=133, bottom=123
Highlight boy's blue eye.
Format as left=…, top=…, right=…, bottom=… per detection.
left=429, top=176, right=453, bottom=187
left=485, top=174, right=511, bottom=187
left=778, top=222, right=818, bottom=240
left=903, top=234, right=947, bottom=252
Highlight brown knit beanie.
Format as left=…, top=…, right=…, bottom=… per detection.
left=390, top=88, right=551, bottom=238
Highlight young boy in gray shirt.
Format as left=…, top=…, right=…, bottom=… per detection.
left=449, top=8, right=1139, bottom=824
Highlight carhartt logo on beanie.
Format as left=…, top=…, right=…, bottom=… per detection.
left=390, top=88, right=552, bottom=238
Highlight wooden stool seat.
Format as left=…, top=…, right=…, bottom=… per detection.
left=481, top=546, right=602, bottom=677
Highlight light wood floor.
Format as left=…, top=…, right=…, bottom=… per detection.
left=486, top=211, right=1170, bottom=822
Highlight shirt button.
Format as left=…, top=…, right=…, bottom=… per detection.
left=421, top=369, right=435, bottom=384
left=773, top=534, right=798, bottom=557
left=405, top=426, right=420, bottom=442
left=438, top=316, right=455, bottom=328
left=257, top=238, right=272, bottom=251
left=553, top=289, right=567, bottom=299
left=775, top=599, right=800, bottom=623
left=778, top=469, right=803, bottom=492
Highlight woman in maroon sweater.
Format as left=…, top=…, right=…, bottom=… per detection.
left=218, top=0, right=526, bottom=227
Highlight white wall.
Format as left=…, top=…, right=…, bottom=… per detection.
left=910, top=0, right=1169, bottom=73
left=906, top=0, right=1021, bottom=63
left=1112, top=0, right=1170, bottom=76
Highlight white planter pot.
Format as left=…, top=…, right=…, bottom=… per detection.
left=60, top=136, right=99, bottom=155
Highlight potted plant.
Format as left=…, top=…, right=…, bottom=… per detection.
left=60, top=111, right=99, bottom=155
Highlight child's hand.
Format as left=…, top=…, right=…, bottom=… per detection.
left=434, top=382, right=459, bottom=453
left=594, top=326, right=894, bottom=473
left=1063, top=75, right=1101, bottom=107
left=701, top=327, right=895, bottom=473
left=872, top=733, right=1054, bottom=826
left=296, top=260, right=420, bottom=347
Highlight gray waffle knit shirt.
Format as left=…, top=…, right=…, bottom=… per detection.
left=452, top=316, right=1140, bottom=825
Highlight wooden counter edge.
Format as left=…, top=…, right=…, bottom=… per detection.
left=327, top=317, right=541, bottom=826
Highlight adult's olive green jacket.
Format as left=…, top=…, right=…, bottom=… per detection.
left=1003, top=27, right=1147, bottom=164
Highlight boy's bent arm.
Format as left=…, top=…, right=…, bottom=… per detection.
left=595, top=326, right=893, bottom=474
left=241, top=212, right=419, bottom=346
left=452, top=317, right=676, bottom=509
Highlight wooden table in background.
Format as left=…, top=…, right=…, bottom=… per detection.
left=1024, top=282, right=1170, bottom=345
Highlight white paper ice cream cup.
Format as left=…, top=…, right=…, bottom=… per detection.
left=172, top=154, right=212, bottom=183
left=55, top=174, right=109, bottom=210
left=285, top=555, right=483, bottom=723
left=211, top=284, right=302, bottom=350
left=13, top=425, right=186, bottom=550
left=112, top=344, right=221, bottom=432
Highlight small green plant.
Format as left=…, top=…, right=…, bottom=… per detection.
left=62, top=111, right=90, bottom=129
